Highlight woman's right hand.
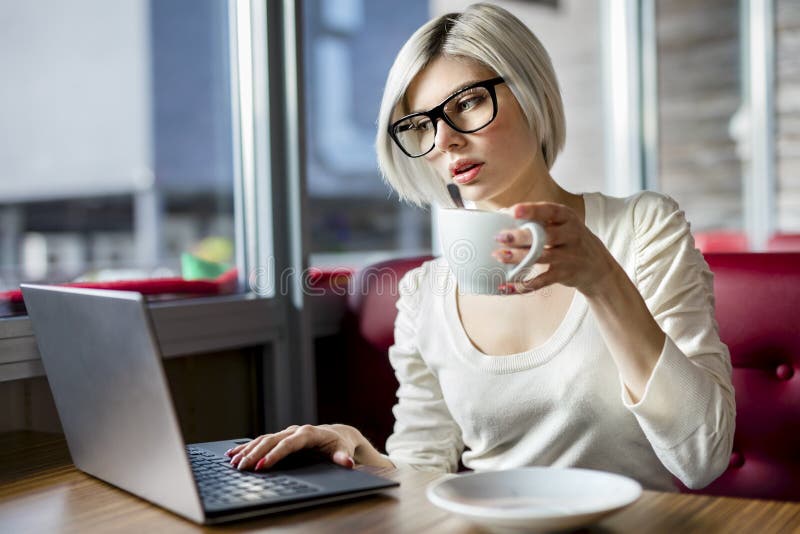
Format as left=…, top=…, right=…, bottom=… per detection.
left=224, top=424, right=391, bottom=472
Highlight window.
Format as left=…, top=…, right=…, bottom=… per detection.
left=654, top=0, right=743, bottom=232
left=0, top=0, right=315, bottom=426
left=650, top=0, right=800, bottom=250
left=0, top=0, right=237, bottom=316
left=775, top=0, right=800, bottom=233
left=303, top=0, right=432, bottom=269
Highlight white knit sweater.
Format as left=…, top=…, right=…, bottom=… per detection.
left=384, top=191, right=736, bottom=491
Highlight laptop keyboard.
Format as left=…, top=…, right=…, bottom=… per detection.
left=187, top=447, right=321, bottom=509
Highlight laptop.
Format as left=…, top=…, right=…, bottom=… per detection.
left=21, top=284, right=398, bottom=524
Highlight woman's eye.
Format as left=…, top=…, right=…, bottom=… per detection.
left=457, top=95, right=484, bottom=111
left=415, top=119, right=433, bottom=131
left=397, top=118, right=431, bottom=133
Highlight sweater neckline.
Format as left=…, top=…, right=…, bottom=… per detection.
left=442, top=193, right=597, bottom=374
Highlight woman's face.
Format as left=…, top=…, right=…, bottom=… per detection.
left=403, top=55, right=544, bottom=208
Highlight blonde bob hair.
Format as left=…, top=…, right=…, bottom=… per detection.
left=375, top=3, right=565, bottom=208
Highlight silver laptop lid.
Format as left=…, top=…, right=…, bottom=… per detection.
left=22, top=284, right=205, bottom=523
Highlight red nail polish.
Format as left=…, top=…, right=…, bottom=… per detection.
left=255, top=458, right=265, bottom=471
left=501, top=285, right=516, bottom=294
left=501, top=249, right=513, bottom=259
left=495, top=233, right=513, bottom=244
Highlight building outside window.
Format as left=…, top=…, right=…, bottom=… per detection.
left=655, top=0, right=743, bottom=233
left=655, top=0, right=800, bottom=247
left=776, top=0, right=800, bottom=233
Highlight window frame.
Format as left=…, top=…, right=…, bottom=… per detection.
left=741, top=0, right=776, bottom=250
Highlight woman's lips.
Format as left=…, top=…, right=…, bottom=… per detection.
left=453, top=163, right=483, bottom=185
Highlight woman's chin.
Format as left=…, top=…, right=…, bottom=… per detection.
left=458, top=182, right=484, bottom=197
left=460, top=184, right=500, bottom=206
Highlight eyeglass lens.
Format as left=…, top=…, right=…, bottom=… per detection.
left=393, top=85, right=496, bottom=157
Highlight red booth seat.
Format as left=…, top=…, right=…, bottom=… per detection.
left=338, top=253, right=800, bottom=501
left=687, top=253, right=800, bottom=500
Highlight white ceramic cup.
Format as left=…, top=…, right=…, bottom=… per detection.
left=438, top=208, right=545, bottom=295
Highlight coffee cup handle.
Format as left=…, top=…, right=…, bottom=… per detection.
left=506, top=222, right=545, bottom=283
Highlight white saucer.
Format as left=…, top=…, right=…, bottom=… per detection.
left=426, top=467, right=642, bottom=532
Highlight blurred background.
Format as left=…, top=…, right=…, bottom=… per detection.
left=1, top=0, right=798, bottom=315
left=0, top=0, right=236, bottom=302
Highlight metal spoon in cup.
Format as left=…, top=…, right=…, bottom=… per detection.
left=447, top=184, right=465, bottom=208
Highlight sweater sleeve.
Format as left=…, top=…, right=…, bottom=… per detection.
left=622, top=192, right=736, bottom=489
left=384, top=265, right=464, bottom=473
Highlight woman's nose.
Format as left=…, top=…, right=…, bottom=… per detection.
left=434, top=119, right=466, bottom=153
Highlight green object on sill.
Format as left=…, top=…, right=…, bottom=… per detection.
left=181, top=253, right=229, bottom=280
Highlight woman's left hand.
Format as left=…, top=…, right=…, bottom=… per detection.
left=493, top=202, right=619, bottom=297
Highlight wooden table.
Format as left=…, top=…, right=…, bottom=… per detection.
left=2, top=432, right=800, bottom=533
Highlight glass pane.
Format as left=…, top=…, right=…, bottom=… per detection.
left=303, top=0, right=431, bottom=269
left=655, top=0, right=743, bottom=233
left=776, top=0, right=800, bottom=234
left=0, top=0, right=237, bottom=316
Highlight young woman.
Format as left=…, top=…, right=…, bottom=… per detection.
left=227, top=3, right=735, bottom=491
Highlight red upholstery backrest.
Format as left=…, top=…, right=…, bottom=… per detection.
left=346, top=256, right=434, bottom=352
left=684, top=253, right=800, bottom=501
left=342, top=252, right=800, bottom=500
left=340, top=256, right=433, bottom=446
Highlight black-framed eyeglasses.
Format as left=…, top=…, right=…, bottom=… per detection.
left=388, top=77, right=506, bottom=158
